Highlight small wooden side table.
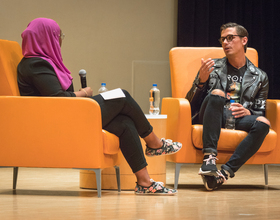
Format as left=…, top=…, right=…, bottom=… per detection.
left=79, top=114, right=167, bottom=190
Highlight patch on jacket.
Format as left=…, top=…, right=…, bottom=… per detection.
left=254, top=99, right=266, bottom=109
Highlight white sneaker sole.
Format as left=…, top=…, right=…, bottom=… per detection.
left=198, top=168, right=219, bottom=176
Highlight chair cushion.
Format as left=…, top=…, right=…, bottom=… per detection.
left=192, top=125, right=277, bottom=153
left=102, top=130, right=120, bottom=155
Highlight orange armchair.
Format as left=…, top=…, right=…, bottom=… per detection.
left=0, top=39, right=121, bottom=197
left=162, top=47, right=279, bottom=189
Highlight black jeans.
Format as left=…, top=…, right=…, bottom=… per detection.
left=91, top=90, right=152, bottom=173
left=198, top=93, right=270, bottom=177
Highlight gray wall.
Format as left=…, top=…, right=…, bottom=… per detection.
left=0, top=0, right=177, bottom=113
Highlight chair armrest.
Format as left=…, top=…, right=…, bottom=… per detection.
left=266, top=99, right=280, bottom=151
left=0, top=96, right=113, bottom=168
left=162, top=98, right=198, bottom=163
left=266, top=99, right=280, bottom=133
left=162, top=98, right=192, bottom=142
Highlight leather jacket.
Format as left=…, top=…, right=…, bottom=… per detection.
left=186, top=57, right=269, bottom=122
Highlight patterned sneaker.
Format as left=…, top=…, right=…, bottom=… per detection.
left=145, top=138, right=182, bottom=157
left=198, top=154, right=219, bottom=176
left=201, top=170, right=228, bottom=191
left=135, top=179, right=177, bottom=195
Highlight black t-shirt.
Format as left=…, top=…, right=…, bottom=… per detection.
left=17, top=57, right=76, bottom=97
left=226, top=61, right=247, bottom=103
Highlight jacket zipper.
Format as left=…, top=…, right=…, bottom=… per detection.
left=250, top=82, right=262, bottom=98
left=241, top=77, right=257, bottom=101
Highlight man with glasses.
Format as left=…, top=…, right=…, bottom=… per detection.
left=186, top=22, right=270, bottom=190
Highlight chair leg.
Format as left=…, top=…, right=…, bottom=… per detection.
left=92, top=169, right=102, bottom=198
left=114, top=166, right=121, bottom=192
left=13, top=167, right=19, bottom=190
left=174, top=163, right=183, bottom=190
left=264, top=164, right=268, bottom=185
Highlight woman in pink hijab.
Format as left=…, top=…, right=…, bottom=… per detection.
left=17, top=18, right=182, bottom=195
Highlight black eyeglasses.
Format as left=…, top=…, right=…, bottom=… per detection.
left=218, top=34, right=244, bottom=44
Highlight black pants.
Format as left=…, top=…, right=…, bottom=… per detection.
left=91, top=90, right=152, bottom=173
left=198, top=93, right=270, bottom=177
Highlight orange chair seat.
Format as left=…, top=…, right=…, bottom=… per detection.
left=102, top=130, right=120, bottom=155
left=192, top=125, right=277, bottom=153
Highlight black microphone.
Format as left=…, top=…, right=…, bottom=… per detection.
left=79, top=69, right=87, bottom=88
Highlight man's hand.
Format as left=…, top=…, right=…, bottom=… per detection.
left=230, top=103, right=251, bottom=118
left=198, top=58, right=215, bottom=83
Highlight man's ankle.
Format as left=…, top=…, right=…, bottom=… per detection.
left=203, top=153, right=216, bottom=159
left=221, top=165, right=235, bottom=178
left=220, top=169, right=229, bottom=180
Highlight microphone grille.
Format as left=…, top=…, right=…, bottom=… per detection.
left=79, top=69, right=87, bottom=76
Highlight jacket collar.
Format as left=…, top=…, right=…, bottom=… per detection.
left=214, top=56, right=258, bottom=75
left=246, top=58, right=259, bottom=75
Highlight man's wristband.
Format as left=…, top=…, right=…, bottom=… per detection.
left=194, top=78, right=207, bottom=87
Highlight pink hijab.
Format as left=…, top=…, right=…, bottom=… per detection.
left=21, top=18, right=73, bottom=90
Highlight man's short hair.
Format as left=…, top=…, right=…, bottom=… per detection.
left=220, top=22, right=249, bottom=53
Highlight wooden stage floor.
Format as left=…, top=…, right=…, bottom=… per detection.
left=1, top=162, right=280, bottom=220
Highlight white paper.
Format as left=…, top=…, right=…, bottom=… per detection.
left=100, top=88, right=126, bottom=100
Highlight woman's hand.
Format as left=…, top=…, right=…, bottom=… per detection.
left=75, top=87, right=93, bottom=97
left=230, top=103, right=251, bottom=118
left=80, top=87, right=93, bottom=97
